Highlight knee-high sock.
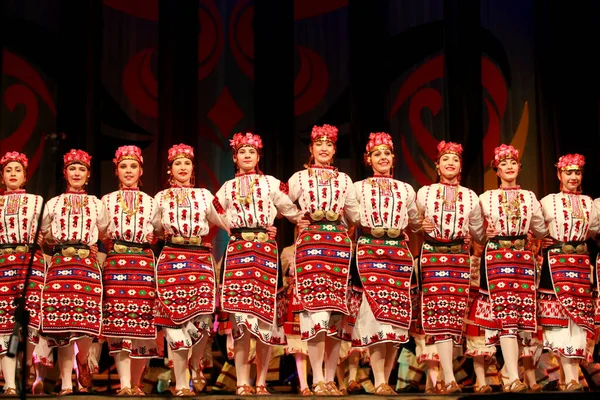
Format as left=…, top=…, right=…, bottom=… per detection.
left=324, top=336, right=341, bottom=383
left=114, top=351, right=131, bottom=389
left=307, top=332, right=326, bottom=383
left=172, top=350, right=190, bottom=391
left=131, top=358, right=147, bottom=388
left=499, top=336, right=520, bottom=382
left=294, top=354, right=310, bottom=391
left=435, top=340, right=455, bottom=384
left=369, top=344, right=387, bottom=387
left=255, top=340, right=272, bottom=387
left=560, top=356, right=579, bottom=384
left=472, top=355, right=487, bottom=387
left=58, top=345, right=75, bottom=390
left=234, top=333, right=252, bottom=387
left=0, top=355, right=17, bottom=389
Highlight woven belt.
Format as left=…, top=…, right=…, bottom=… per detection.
left=492, top=235, right=527, bottom=250
left=112, top=240, right=150, bottom=254
left=53, top=244, right=91, bottom=258
left=230, top=228, right=269, bottom=243
left=363, top=227, right=402, bottom=239
left=0, top=243, right=30, bottom=255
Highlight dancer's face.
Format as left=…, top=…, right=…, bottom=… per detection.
left=66, top=163, right=90, bottom=190
left=2, top=162, right=25, bottom=191
left=234, top=146, right=259, bottom=173
left=437, top=153, right=461, bottom=182
left=496, top=158, right=519, bottom=185
left=558, top=169, right=582, bottom=192
left=311, top=141, right=335, bottom=166
left=117, top=159, right=142, bottom=188
left=369, top=148, right=393, bottom=176
left=171, top=157, right=193, bottom=186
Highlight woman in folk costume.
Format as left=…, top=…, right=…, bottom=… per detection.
left=0, top=152, right=45, bottom=395
left=287, top=124, right=360, bottom=396
left=351, top=132, right=421, bottom=395
left=538, top=153, right=599, bottom=391
left=154, top=144, right=227, bottom=396
left=40, top=149, right=108, bottom=395
left=213, top=132, right=304, bottom=396
left=416, top=141, right=486, bottom=394
left=473, top=144, right=548, bottom=392
left=100, top=145, right=162, bottom=395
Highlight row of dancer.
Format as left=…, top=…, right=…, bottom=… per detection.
left=0, top=124, right=599, bottom=396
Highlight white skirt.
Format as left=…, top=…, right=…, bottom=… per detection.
left=299, top=310, right=352, bottom=341
left=231, top=312, right=286, bottom=346
left=542, top=319, right=587, bottom=360
left=351, top=294, right=409, bottom=347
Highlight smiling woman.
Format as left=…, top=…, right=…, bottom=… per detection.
left=99, top=145, right=162, bottom=395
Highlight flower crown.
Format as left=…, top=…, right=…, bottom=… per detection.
left=0, top=151, right=28, bottom=169
left=365, top=132, right=394, bottom=154
left=168, top=143, right=195, bottom=163
left=311, top=124, right=338, bottom=143
left=63, top=149, right=92, bottom=169
left=113, top=145, right=143, bottom=166
left=437, top=140, right=463, bottom=159
left=492, top=144, right=519, bottom=168
left=229, top=132, right=263, bottom=151
left=556, top=153, right=585, bottom=171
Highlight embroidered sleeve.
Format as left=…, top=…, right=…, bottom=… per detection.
left=212, top=197, right=225, bottom=215
left=279, top=181, right=289, bottom=195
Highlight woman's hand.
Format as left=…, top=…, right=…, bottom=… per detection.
left=296, top=217, right=310, bottom=230
left=266, top=225, right=277, bottom=240
left=422, top=217, right=435, bottom=234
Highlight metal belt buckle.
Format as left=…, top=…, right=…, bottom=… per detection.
left=61, top=247, right=76, bottom=257
left=77, top=249, right=90, bottom=258
left=310, top=210, right=324, bottom=221
left=171, top=236, right=185, bottom=245
left=130, top=247, right=144, bottom=253
left=371, top=228, right=385, bottom=238
left=15, top=245, right=29, bottom=254
left=257, top=232, right=269, bottom=242
left=450, top=244, right=462, bottom=254
left=576, top=244, right=587, bottom=254
left=2, top=248, right=14, bottom=255
left=325, top=210, right=339, bottom=221
left=386, top=228, right=401, bottom=239
left=513, top=239, right=525, bottom=250
left=241, top=232, right=256, bottom=241
left=114, top=244, right=128, bottom=253
left=561, top=244, right=575, bottom=254
left=189, top=237, right=202, bottom=246
left=435, top=245, right=449, bottom=253
left=499, top=240, right=512, bottom=249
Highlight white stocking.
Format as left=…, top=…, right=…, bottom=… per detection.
left=171, top=350, right=190, bottom=391
left=58, top=345, right=75, bottom=390
left=0, top=354, right=16, bottom=389
left=435, top=340, right=455, bottom=383
left=324, top=336, right=341, bottom=383
left=307, top=332, right=325, bottom=383
left=233, top=333, right=251, bottom=387
left=499, top=336, right=520, bottom=382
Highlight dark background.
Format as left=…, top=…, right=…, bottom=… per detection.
left=1, top=0, right=600, bottom=249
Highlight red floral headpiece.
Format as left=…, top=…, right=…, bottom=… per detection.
left=229, top=132, right=263, bottom=151
left=365, top=132, right=394, bottom=154
left=113, top=145, right=143, bottom=166
left=556, top=153, right=585, bottom=171
left=63, top=149, right=92, bottom=169
left=492, top=144, right=519, bottom=168
left=0, top=151, right=28, bottom=169
left=311, top=124, right=338, bottom=144
left=168, top=143, right=195, bottom=163
left=436, top=141, right=463, bottom=159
